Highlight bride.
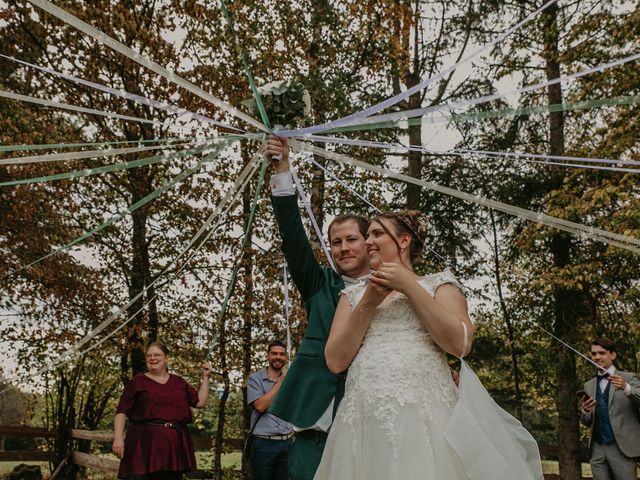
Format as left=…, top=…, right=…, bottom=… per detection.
left=314, top=210, right=543, bottom=480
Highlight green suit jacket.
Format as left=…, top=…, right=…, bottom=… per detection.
left=268, top=195, right=345, bottom=428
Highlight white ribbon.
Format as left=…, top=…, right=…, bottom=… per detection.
left=291, top=142, right=454, bottom=267
left=2, top=146, right=263, bottom=385
left=307, top=156, right=380, bottom=211
left=321, top=52, right=640, bottom=130
left=283, top=264, right=292, bottom=361
left=289, top=165, right=337, bottom=272
left=0, top=141, right=197, bottom=166
left=27, top=0, right=266, bottom=132
left=454, top=148, right=640, bottom=167
left=0, top=89, right=167, bottom=128
left=278, top=0, right=560, bottom=137
left=0, top=53, right=244, bottom=132
left=505, top=158, right=639, bottom=174
left=302, top=135, right=640, bottom=173
left=291, top=139, right=640, bottom=254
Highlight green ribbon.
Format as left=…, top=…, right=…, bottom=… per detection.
left=0, top=137, right=193, bottom=153
left=0, top=135, right=251, bottom=187
left=206, top=157, right=268, bottom=358
left=3, top=139, right=236, bottom=280
left=326, top=94, right=640, bottom=133
left=0, top=133, right=259, bottom=153
left=0, top=144, right=212, bottom=187
left=219, top=0, right=271, bottom=130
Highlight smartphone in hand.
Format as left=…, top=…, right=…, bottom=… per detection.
left=576, top=389, right=590, bottom=401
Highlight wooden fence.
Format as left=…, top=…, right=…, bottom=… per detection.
left=0, top=425, right=242, bottom=479
left=1, top=424, right=590, bottom=478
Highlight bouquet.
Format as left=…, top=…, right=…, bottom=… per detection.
left=242, top=80, right=311, bottom=130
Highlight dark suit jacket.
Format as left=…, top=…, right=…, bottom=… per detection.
left=268, top=195, right=345, bottom=428
left=580, top=369, right=640, bottom=458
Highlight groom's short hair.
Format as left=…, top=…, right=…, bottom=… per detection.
left=327, top=214, right=368, bottom=242
left=592, top=337, right=617, bottom=353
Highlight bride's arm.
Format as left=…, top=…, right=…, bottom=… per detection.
left=370, top=264, right=472, bottom=357
left=405, top=282, right=473, bottom=357
left=325, top=285, right=387, bottom=374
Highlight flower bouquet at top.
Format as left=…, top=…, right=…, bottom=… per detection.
left=242, top=80, right=311, bottom=130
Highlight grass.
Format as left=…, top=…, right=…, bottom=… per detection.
left=541, top=460, right=594, bottom=477
left=0, top=461, right=50, bottom=476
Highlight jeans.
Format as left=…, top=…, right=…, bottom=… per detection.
left=250, top=436, right=293, bottom=480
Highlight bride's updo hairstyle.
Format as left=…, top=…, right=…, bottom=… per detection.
left=370, top=210, right=429, bottom=267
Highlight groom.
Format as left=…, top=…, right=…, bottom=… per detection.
left=580, top=338, right=640, bottom=480
left=265, top=136, right=370, bottom=480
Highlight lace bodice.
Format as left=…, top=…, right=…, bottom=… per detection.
left=337, top=270, right=462, bottom=456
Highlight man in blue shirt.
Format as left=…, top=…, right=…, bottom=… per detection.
left=247, top=340, right=294, bottom=480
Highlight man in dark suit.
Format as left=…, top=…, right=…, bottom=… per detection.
left=264, top=136, right=370, bottom=480
left=580, top=338, right=640, bottom=480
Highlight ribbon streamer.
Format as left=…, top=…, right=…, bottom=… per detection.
left=454, top=149, right=640, bottom=167
left=518, top=159, right=638, bottom=174
left=219, top=0, right=271, bottom=130
left=0, top=89, right=168, bottom=127
left=283, top=264, right=292, bottom=360
left=304, top=134, right=640, bottom=172
left=2, top=148, right=262, bottom=386
left=0, top=143, right=216, bottom=187
left=536, top=325, right=607, bottom=374
left=307, top=156, right=379, bottom=211
left=0, top=53, right=242, bottom=132
left=3, top=141, right=233, bottom=280
left=278, top=0, right=560, bottom=137
left=206, top=157, right=269, bottom=358
left=289, top=165, right=337, bottom=272
left=71, top=156, right=262, bottom=369
left=27, top=0, right=266, bottom=132
left=0, top=136, right=194, bottom=153
left=293, top=145, right=454, bottom=267
left=323, top=94, right=640, bottom=134
left=325, top=52, right=640, bottom=131
left=0, top=141, right=198, bottom=166
left=291, top=139, right=640, bottom=254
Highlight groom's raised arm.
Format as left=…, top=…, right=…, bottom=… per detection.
left=267, top=136, right=324, bottom=302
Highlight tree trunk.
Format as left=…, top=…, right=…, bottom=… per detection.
left=489, top=210, right=523, bottom=421
left=542, top=5, right=582, bottom=479
left=308, top=0, right=327, bottom=251
left=406, top=0, right=422, bottom=210
left=213, top=321, right=230, bottom=480
left=392, top=0, right=422, bottom=210
left=123, top=123, right=157, bottom=380
left=52, top=368, right=82, bottom=480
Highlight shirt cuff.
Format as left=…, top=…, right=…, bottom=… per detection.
left=270, top=172, right=296, bottom=196
left=624, top=383, right=631, bottom=395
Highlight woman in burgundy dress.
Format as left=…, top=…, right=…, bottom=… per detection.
left=112, top=341, right=211, bottom=480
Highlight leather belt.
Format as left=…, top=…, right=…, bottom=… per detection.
left=134, top=420, right=185, bottom=433
left=253, top=432, right=294, bottom=441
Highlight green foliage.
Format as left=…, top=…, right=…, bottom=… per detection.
left=242, top=80, right=311, bottom=128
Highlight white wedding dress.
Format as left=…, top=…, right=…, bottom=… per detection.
left=314, top=271, right=543, bottom=480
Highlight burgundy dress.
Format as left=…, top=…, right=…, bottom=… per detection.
left=116, top=374, right=199, bottom=478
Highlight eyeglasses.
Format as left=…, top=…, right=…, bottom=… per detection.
left=146, top=353, right=166, bottom=359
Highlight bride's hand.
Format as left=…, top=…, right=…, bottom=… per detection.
left=370, top=262, right=416, bottom=295
left=360, top=277, right=391, bottom=308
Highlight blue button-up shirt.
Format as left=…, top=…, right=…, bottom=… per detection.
left=247, top=368, right=294, bottom=436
